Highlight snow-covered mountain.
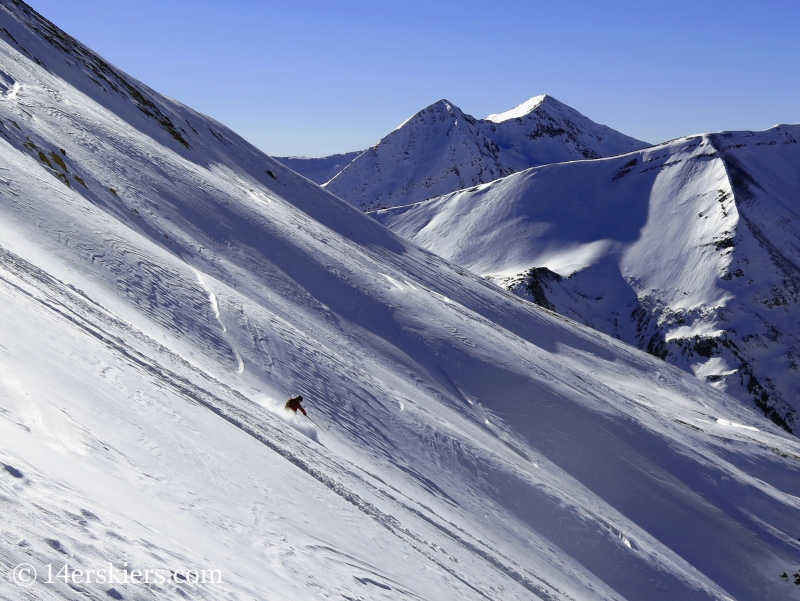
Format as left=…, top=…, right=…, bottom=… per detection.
left=375, top=126, right=800, bottom=433
left=324, top=95, right=648, bottom=211
left=274, top=150, right=362, bottom=184
left=1, top=2, right=800, bottom=600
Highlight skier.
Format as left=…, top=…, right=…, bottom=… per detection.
left=285, top=395, right=307, bottom=416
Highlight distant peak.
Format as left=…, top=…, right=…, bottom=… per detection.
left=429, top=98, right=462, bottom=113
left=485, top=95, right=551, bottom=123
left=393, top=99, right=464, bottom=131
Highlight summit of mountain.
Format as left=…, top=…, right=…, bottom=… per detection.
left=486, top=94, right=550, bottom=121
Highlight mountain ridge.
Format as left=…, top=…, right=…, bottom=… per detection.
left=486, top=94, right=549, bottom=121
left=295, top=94, right=649, bottom=211
left=1, top=1, right=799, bottom=599
left=272, top=150, right=363, bottom=184
left=375, top=124, right=800, bottom=431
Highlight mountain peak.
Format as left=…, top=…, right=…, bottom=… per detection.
left=485, top=94, right=549, bottom=122
left=424, top=98, right=468, bottom=118
left=328, top=95, right=648, bottom=210
left=431, top=98, right=457, bottom=109
left=391, top=98, right=465, bottom=132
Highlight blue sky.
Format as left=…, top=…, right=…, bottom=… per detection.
left=25, top=0, right=800, bottom=157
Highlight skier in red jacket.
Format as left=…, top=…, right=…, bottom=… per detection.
left=285, top=395, right=306, bottom=416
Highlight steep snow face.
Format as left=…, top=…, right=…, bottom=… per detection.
left=326, top=99, right=507, bottom=212
left=375, top=127, right=800, bottom=432
left=2, top=3, right=800, bottom=600
left=325, top=95, right=648, bottom=211
left=273, top=150, right=363, bottom=184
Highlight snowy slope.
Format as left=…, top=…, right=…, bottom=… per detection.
left=274, top=150, right=363, bottom=184
left=324, top=95, right=648, bottom=211
left=0, top=3, right=800, bottom=600
left=375, top=126, right=800, bottom=433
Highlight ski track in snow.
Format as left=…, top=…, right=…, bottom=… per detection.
left=191, top=266, right=226, bottom=332
left=233, top=348, right=244, bottom=373
left=0, top=4, right=799, bottom=600
left=190, top=264, right=246, bottom=374
left=0, top=247, right=555, bottom=598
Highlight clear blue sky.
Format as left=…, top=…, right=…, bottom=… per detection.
left=25, top=0, right=800, bottom=157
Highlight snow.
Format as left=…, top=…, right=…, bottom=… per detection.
left=691, top=357, right=737, bottom=379
left=666, top=321, right=725, bottom=342
left=486, top=94, right=547, bottom=122
left=191, top=267, right=226, bottom=332
left=375, top=126, right=800, bottom=430
left=716, top=419, right=760, bottom=432
left=256, top=394, right=320, bottom=442
left=0, top=2, right=798, bottom=600
left=273, top=150, right=363, bottom=185
left=4, top=81, right=18, bottom=99
left=324, top=95, right=648, bottom=211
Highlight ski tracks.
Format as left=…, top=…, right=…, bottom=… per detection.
left=190, top=265, right=244, bottom=374
left=0, top=247, right=564, bottom=600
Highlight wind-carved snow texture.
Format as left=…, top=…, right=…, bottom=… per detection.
left=1, top=1, right=800, bottom=600
left=321, top=95, right=648, bottom=211
left=375, top=127, right=800, bottom=433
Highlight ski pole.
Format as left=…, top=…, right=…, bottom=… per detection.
left=305, top=415, right=326, bottom=430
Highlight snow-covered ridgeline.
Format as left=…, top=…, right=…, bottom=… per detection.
left=0, top=2, right=799, bottom=600
left=322, top=95, right=648, bottom=211
left=375, top=126, right=800, bottom=432
left=273, top=150, right=363, bottom=185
